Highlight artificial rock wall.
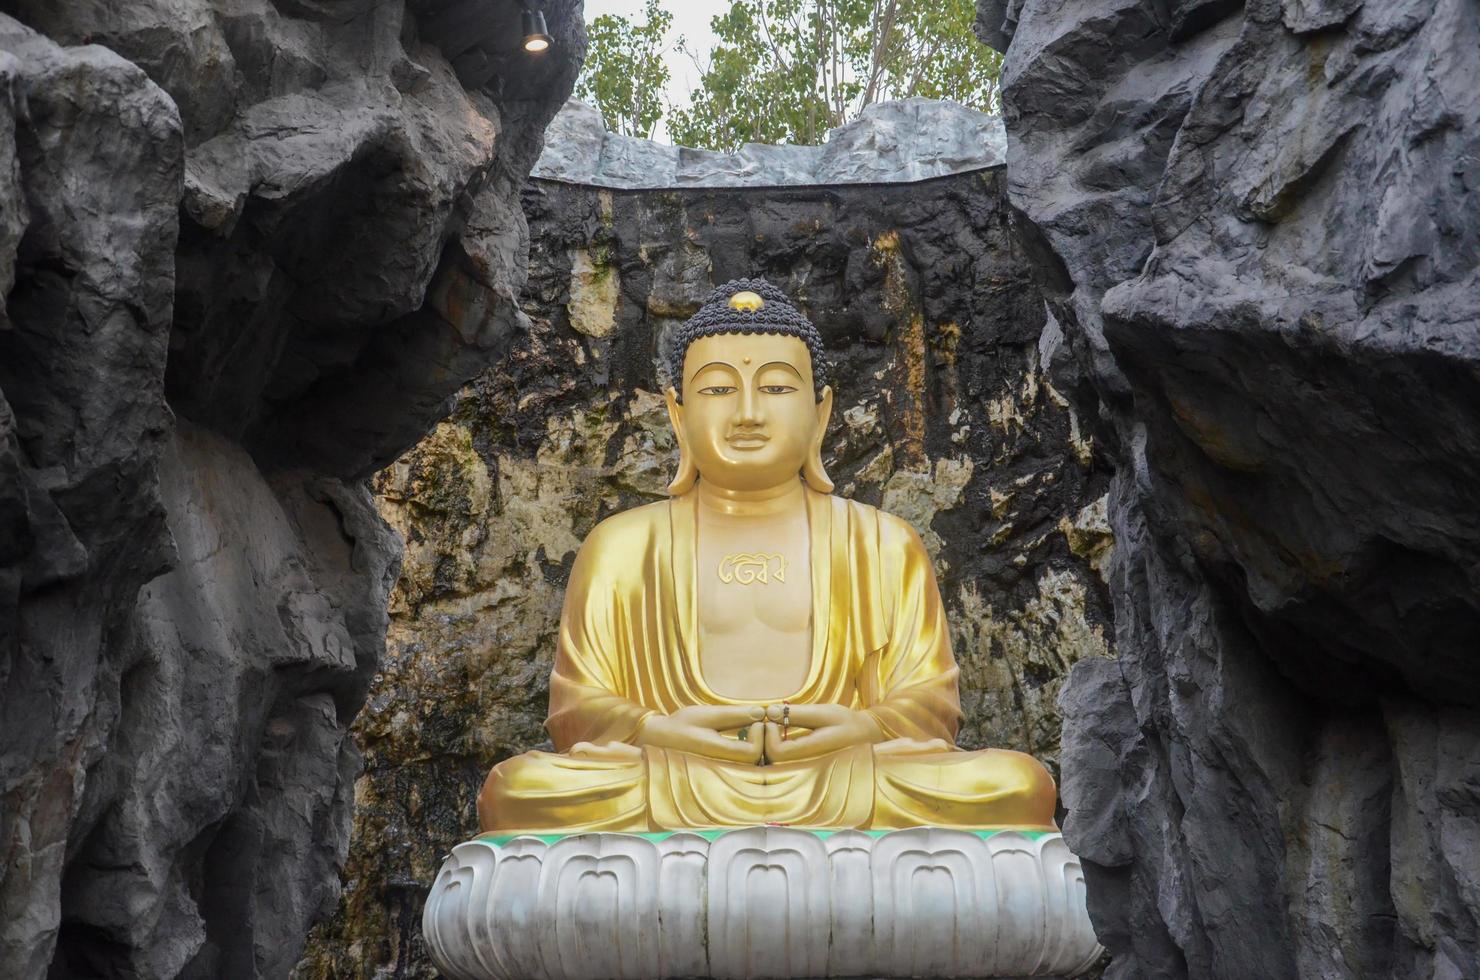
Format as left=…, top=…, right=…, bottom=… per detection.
left=0, top=1, right=581, bottom=977
left=978, top=0, right=1480, bottom=977
left=299, top=102, right=1115, bottom=977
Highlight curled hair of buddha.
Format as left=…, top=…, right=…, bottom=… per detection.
left=668, top=278, right=830, bottom=403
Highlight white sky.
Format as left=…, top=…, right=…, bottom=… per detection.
left=582, top=0, right=729, bottom=143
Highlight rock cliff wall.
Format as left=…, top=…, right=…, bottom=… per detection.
left=0, top=2, right=580, bottom=976
left=297, top=103, right=1114, bottom=977
left=978, top=0, right=1480, bottom=976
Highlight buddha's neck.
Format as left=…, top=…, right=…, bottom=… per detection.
left=695, top=478, right=805, bottom=520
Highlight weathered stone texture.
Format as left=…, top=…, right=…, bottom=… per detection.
left=306, top=166, right=1114, bottom=976
left=0, top=2, right=580, bottom=976
left=980, top=0, right=1480, bottom=976
left=534, top=96, right=1007, bottom=188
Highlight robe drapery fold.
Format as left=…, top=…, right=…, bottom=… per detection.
left=481, top=486, right=1057, bottom=833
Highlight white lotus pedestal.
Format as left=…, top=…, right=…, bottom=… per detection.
left=423, top=826, right=1104, bottom=979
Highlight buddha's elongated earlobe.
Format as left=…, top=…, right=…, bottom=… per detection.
left=801, top=385, right=835, bottom=492
left=665, top=387, right=700, bottom=495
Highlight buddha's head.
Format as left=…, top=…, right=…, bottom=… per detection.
left=665, top=279, right=834, bottom=495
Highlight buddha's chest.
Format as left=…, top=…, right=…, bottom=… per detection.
left=695, top=513, right=812, bottom=698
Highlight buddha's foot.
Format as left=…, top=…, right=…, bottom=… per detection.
left=423, top=826, right=1103, bottom=979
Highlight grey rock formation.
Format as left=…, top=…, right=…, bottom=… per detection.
left=980, top=0, right=1480, bottom=977
left=532, top=96, right=1007, bottom=188
left=298, top=168, right=1114, bottom=977
left=0, top=1, right=580, bottom=976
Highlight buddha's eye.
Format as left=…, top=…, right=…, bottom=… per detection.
left=760, top=385, right=797, bottom=394
left=699, top=385, right=736, bottom=396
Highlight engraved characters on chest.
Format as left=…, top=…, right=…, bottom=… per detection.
left=716, top=552, right=787, bottom=585
left=699, top=546, right=810, bottom=636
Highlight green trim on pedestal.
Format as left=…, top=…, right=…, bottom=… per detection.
left=474, top=827, right=1056, bottom=848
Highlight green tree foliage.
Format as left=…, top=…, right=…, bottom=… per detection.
left=666, top=0, right=1002, bottom=151
left=573, top=0, right=1001, bottom=151
left=575, top=0, right=672, bottom=139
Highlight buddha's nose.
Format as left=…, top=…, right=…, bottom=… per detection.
left=737, top=386, right=762, bottom=425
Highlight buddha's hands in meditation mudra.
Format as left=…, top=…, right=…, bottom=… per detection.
left=570, top=705, right=768, bottom=764
left=630, top=704, right=896, bottom=766
left=573, top=704, right=940, bottom=765
left=478, top=279, right=1057, bottom=834
left=760, top=704, right=955, bottom=762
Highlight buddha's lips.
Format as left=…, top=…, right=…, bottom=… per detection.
left=727, top=432, right=769, bottom=447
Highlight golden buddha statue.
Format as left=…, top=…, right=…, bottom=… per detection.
left=477, top=279, right=1057, bottom=834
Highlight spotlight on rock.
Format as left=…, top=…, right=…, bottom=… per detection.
left=522, top=8, right=552, bottom=53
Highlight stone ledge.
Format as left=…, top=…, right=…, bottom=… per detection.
left=531, top=98, right=1007, bottom=190
left=423, top=826, right=1103, bottom=979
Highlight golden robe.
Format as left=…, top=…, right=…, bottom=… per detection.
left=478, top=487, right=1057, bottom=834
